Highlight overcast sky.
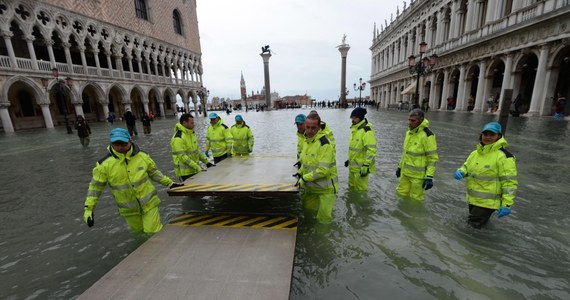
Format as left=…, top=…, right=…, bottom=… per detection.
left=197, top=0, right=402, bottom=101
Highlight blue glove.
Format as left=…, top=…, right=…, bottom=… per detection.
left=497, top=207, right=511, bottom=218
left=203, top=150, right=210, bottom=158
left=422, top=178, right=433, bottom=190
left=454, top=169, right=464, bottom=180
left=396, top=168, right=401, bottom=178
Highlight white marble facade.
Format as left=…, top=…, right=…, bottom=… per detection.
left=370, top=0, right=570, bottom=116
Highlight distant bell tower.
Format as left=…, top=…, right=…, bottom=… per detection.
left=240, top=71, right=247, bottom=100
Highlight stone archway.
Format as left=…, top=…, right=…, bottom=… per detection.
left=514, top=53, right=539, bottom=114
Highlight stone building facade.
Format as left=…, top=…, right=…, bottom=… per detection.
left=370, top=0, right=570, bottom=116
left=0, top=0, right=206, bottom=133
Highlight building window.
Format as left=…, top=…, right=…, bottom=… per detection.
left=173, top=10, right=182, bottom=35
left=135, top=0, right=148, bottom=20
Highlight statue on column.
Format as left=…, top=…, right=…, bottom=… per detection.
left=342, top=34, right=347, bottom=45
left=261, top=45, right=270, bottom=54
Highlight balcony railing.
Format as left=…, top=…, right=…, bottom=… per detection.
left=0, top=55, right=198, bottom=88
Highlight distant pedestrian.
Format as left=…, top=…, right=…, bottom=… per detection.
left=74, top=115, right=91, bottom=147
left=396, top=109, right=439, bottom=201
left=554, top=93, right=566, bottom=120
left=107, top=112, right=115, bottom=124
left=453, top=122, right=518, bottom=229
left=141, top=112, right=152, bottom=134
left=230, top=114, right=254, bottom=155
left=83, top=128, right=182, bottom=234
left=124, top=110, right=138, bottom=136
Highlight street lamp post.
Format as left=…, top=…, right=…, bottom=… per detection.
left=408, top=42, right=438, bottom=108
left=353, top=77, right=366, bottom=106
left=43, top=67, right=73, bottom=134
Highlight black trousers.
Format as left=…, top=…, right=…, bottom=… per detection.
left=468, top=204, right=495, bottom=229
left=213, top=153, right=228, bottom=164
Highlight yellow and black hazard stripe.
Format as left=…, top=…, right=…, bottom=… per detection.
left=169, top=213, right=297, bottom=230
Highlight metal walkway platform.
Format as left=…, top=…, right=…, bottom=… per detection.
left=79, top=213, right=297, bottom=300
left=168, top=156, right=299, bottom=196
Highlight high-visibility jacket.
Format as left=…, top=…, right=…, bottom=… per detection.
left=398, top=118, right=438, bottom=179
left=457, top=137, right=517, bottom=209
left=348, top=118, right=377, bottom=173
left=299, top=129, right=338, bottom=194
left=296, top=131, right=305, bottom=158
left=84, top=144, right=174, bottom=217
left=170, top=122, right=209, bottom=177
left=206, top=118, right=233, bottom=158
left=230, top=123, right=254, bottom=155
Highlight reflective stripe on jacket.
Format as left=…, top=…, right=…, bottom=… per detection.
left=230, top=123, right=254, bottom=155
left=297, top=131, right=305, bottom=158
left=458, top=137, right=517, bottom=209
left=85, top=144, right=174, bottom=216
left=206, top=118, right=233, bottom=157
left=348, top=119, right=377, bottom=173
left=299, top=129, right=338, bottom=194
left=170, top=123, right=208, bottom=177
left=399, top=118, right=438, bottom=179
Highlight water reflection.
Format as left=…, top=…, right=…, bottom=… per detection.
left=1, top=109, right=569, bottom=299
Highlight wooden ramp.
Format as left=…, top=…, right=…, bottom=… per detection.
left=168, top=156, right=299, bottom=196
left=79, top=214, right=297, bottom=300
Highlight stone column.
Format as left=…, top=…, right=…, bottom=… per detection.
left=528, top=44, right=550, bottom=115
left=63, top=42, right=74, bottom=73
left=479, top=73, right=493, bottom=112
left=112, top=47, right=124, bottom=78
left=74, top=103, right=84, bottom=117
left=78, top=45, right=88, bottom=74
left=158, top=100, right=166, bottom=117
left=338, top=43, right=350, bottom=108
left=40, top=103, right=54, bottom=129
left=2, top=31, right=18, bottom=68
left=465, top=0, right=476, bottom=32
left=126, top=53, right=134, bottom=76
left=45, top=39, right=56, bottom=68
left=93, top=49, right=101, bottom=75
left=499, top=53, right=514, bottom=110
left=456, top=64, right=467, bottom=110
left=474, top=60, right=487, bottom=112
left=440, top=69, right=449, bottom=110
left=428, top=73, right=437, bottom=109
left=105, top=49, right=113, bottom=78
left=0, top=103, right=15, bottom=132
left=436, top=12, right=444, bottom=45
left=24, top=35, right=39, bottom=70
left=101, top=102, right=109, bottom=119
left=260, top=52, right=272, bottom=109
left=449, top=1, right=459, bottom=39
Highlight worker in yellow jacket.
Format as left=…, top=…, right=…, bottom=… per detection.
left=171, top=113, right=214, bottom=181
left=205, top=112, right=233, bottom=163
left=396, top=109, right=439, bottom=201
left=230, top=114, right=254, bottom=155
left=345, top=107, right=377, bottom=192
left=294, top=114, right=338, bottom=224
left=83, top=128, right=182, bottom=234
left=454, top=122, right=518, bottom=229
left=294, top=114, right=306, bottom=159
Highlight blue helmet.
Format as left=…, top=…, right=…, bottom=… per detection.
left=109, top=128, right=130, bottom=143
left=294, top=114, right=306, bottom=124
left=208, top=112, right=219, bottom=119
left=481, top=122, right=502, bottom=134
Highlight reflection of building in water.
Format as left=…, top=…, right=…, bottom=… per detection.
left=370, top=1, right=570, bottom=116
left=0, top=0, right=205, bottom=133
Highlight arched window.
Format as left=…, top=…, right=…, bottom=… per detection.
left=173, top=10, right=182, bottom=35
left=135, top=0, right=148, bottom=20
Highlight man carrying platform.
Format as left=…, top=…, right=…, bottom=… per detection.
left=294, top=113, right=338, bottom=224
left=83, top=128, right=182, bottom=234
left=230, top=114, right=254, bottom=155
left=171, top=113, right=214, bottom=181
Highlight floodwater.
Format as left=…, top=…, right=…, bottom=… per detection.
left=0, top=109, right=569, bottom=300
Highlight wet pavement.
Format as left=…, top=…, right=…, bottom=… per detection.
left=0, top=108, right=569, bottom=299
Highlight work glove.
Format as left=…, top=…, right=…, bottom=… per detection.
left=360, top=165, right=370, bottom=177
left=292, top=173, right=305, bottom=187
left=248, top=147, right=253, bottom=153
left=396, top=168, right=401, bottom=178
left=84, top=207, right=94, bottom=227
left=497, top=207, right=511, bottom=218
left=203, top=150, right=210, bottom=158
left=206, top=162, right=215, bottom=168
left=170, top=183, right=184, bottom=188
left=422, top=178, right=433, bottom=190
left=293, top=161, right=301, bottom=169
left=454, top=169, right=464, bottom=180
left=344, top=160, right=349, bottom=168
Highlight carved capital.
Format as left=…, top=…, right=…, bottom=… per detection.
left=0, top=102, right=11, bottom=109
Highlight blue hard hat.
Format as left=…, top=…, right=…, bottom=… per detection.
left=235, top=114, right=243, bottom=122
left=481, top=122, right=502, bottom=134
left=109, top=128, right=130, bottom=143
left=208, top=112, right=219, bottom=119
left=294, top=114, right=306, bottom=124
